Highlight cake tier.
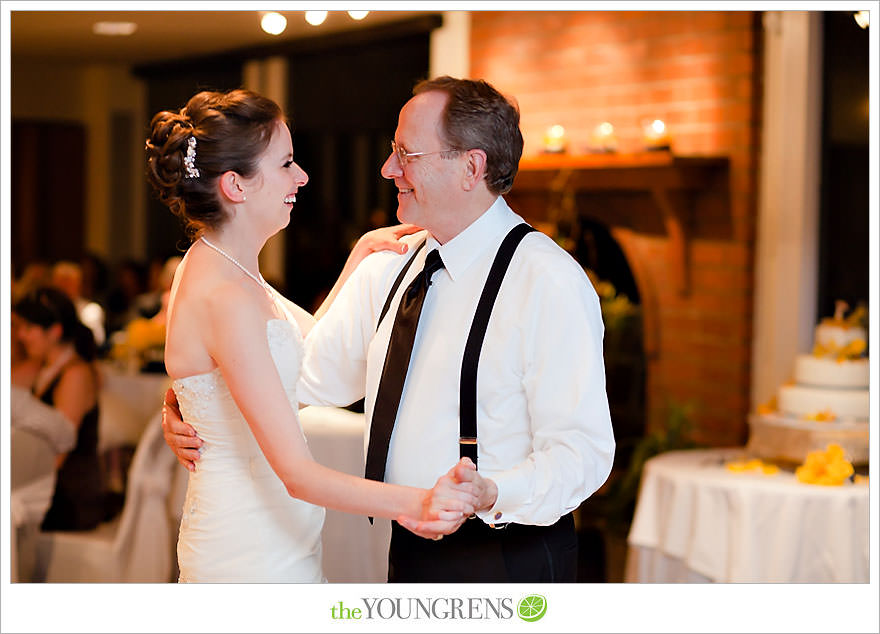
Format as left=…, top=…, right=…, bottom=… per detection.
left=815, top=323, right=866, bottom=350
left=747, top=413, right=869, bottom=465
left=793, top=354, right=869, bottom=388
left=777, top=384, right=869, bottom=420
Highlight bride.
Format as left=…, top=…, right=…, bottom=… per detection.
left=145, top=88, right=476, bottom=582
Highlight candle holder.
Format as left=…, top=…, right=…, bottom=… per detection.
left=588, top=121, right=618, bottom=153
left=542, top=124, right=567, bottom=153
left=642, top=118, right=671, bottom=152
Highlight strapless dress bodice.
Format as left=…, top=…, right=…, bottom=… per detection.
left=172, top=318, right=325, bottom=583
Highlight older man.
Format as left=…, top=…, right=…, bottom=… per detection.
left=164, top=76, right=614, bottom=582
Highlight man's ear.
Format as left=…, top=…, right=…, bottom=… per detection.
left=218, top=171, right=247, bottom=203
left=462, top=149, right=488, bottom=191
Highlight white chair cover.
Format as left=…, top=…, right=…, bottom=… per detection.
left=10, top=387, right=74, bottom=583
left=32, top=412, right=186, bottom=582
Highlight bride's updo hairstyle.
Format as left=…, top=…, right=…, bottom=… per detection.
left=145, top=88, right=283, bottom=236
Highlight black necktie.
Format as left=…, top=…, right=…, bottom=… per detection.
left=365, top=249, right=445, bottom=483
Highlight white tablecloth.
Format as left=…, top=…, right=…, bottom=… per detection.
left=626, top=448, right=869, bottom=583
left=98, top=363, right=171, bottom=451
left=299, top=406, right=391, bottom=583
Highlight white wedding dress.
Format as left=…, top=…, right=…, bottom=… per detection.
left=172, top=316, right=326, bottom=583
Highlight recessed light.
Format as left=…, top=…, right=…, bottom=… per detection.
left=261, top=12, right=287, bottom=35
left=92, top=21, right=137, bottom=36
left=348, top=11, right=369, bottom=20
left=854, top=11, right=869, bottom=29
left=305, top=11, right=328, bottom=26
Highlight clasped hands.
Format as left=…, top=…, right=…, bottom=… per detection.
left=397, top=456, right=498, bottom=541
left=161, top=388, right=497, bottom=542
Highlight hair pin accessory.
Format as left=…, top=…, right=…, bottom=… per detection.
left=184, top=136, right=200, bottom=179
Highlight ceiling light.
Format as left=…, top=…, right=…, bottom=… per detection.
left=92, top=21, right=137, bottom=36
left=854, top=11, right=869, bottom=29
left=261, top=12, right=287, bottom=35
left=305, top=11, right=328, bottom=26
left=348, top=11, right=369, bottom=20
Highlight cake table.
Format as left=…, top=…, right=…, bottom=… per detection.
left=625, top=448, right=869, bottom=583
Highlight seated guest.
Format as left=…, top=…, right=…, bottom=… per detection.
left=13, top=287, right=105, bottom=531
left=51, top=261, right=107, bottom=349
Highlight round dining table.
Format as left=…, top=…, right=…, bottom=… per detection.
left=626, top=448, right=869, bottom=583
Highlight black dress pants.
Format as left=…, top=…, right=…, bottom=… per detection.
left=387, top=512, right=577, bottom=583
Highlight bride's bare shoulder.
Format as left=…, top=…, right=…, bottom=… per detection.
left=172, top=251, right=260, bottom=322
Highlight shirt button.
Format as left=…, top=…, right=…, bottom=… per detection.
left=494, top=512, right=502, bottom=520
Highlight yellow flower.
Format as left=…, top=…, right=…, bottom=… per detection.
left=125, top=318, right=166, bottom=352
left=757, top=398, right=777, bottom=415
left=803, top=409, right=837, bottom=422
left=760, top=463, right=780, bottom=475
left=795, top=444, right=853, bottom=486
left=726, top=458, right=778, bottom=475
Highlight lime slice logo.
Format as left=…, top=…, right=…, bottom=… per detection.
left=517, top=594, right=547, bottom=622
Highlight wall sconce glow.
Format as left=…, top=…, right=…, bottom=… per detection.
left=261, top=12, right=287, bottom=35
left=348, top=11, right=369, bottom=20
left=92, top=21, right=137, bottom=36
left=854, top=11, right=869, bottom=29
left=305, top=11, right=328, bottom=26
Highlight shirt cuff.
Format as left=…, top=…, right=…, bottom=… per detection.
left=475, top=468, right=529, bottom=526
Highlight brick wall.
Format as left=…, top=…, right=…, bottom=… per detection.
left=471, top=10, right=762, bottom=445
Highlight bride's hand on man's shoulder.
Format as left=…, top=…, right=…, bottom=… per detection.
left=396, top=458, right=479, bottom=540
left=355, top=223, right=423, bottom=257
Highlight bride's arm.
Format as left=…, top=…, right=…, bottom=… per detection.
left=206, top=284, right=473, bottom=528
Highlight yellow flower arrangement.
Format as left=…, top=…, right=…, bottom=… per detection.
left=726, top=458, right=779, bottom=475
left=125, top=317, right=166, bottom=351
left=795, top=444, right=854, bottom=486
left=803, top=409, right=837, bottom=422
left=812, top=338, right=866, bottom=361
left=756, top=398, right=777, bottom=415
left=110, top=317, right=166, bottom=370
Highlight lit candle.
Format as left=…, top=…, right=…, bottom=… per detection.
left=543, top=124, right=567, bottom=153
left=642, top=119, right=671, bottom=151
left=589, top=121, right=617, bottom=153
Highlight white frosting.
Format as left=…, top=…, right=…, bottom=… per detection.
left=793, top=354, right=869, bottom=388
left=777, top=384, right=869, bottom=420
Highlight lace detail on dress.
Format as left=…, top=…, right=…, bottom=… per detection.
left=172, top=369, right=222, bottom=422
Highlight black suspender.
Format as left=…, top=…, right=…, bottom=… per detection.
left=375, top=223, right=536, bottom=469
left=459, top=223, right=536, bottom=467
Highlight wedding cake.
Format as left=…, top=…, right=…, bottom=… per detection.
left=747, top=302, right=869, bottom=464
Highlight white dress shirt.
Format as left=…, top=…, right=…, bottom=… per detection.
left=299, top=197, right=615, bottom=526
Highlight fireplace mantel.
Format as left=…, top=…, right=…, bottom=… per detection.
left=509, top=152, right=730, bottom=295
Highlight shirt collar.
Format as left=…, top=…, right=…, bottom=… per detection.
left=425, top=197, right=517, bottom=282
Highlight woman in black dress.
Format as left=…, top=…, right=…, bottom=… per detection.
left=13, top=286, right=104, bottom=531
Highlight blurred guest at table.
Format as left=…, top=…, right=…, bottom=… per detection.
left=11, top=261, right=52, bottom=388
left=12, top=260, right=52, bottom=302
left=13, top=286, right=105, bottom=531
left=132, top=255, right=182, bottom=321
left=104, top=258, right=148, bottom=336
left=79, top=251, right=111, bottom=308
left=51, top=261, right=107, bottom=349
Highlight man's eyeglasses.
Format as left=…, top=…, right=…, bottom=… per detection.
left=391, top=140, right=460, bottom=167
